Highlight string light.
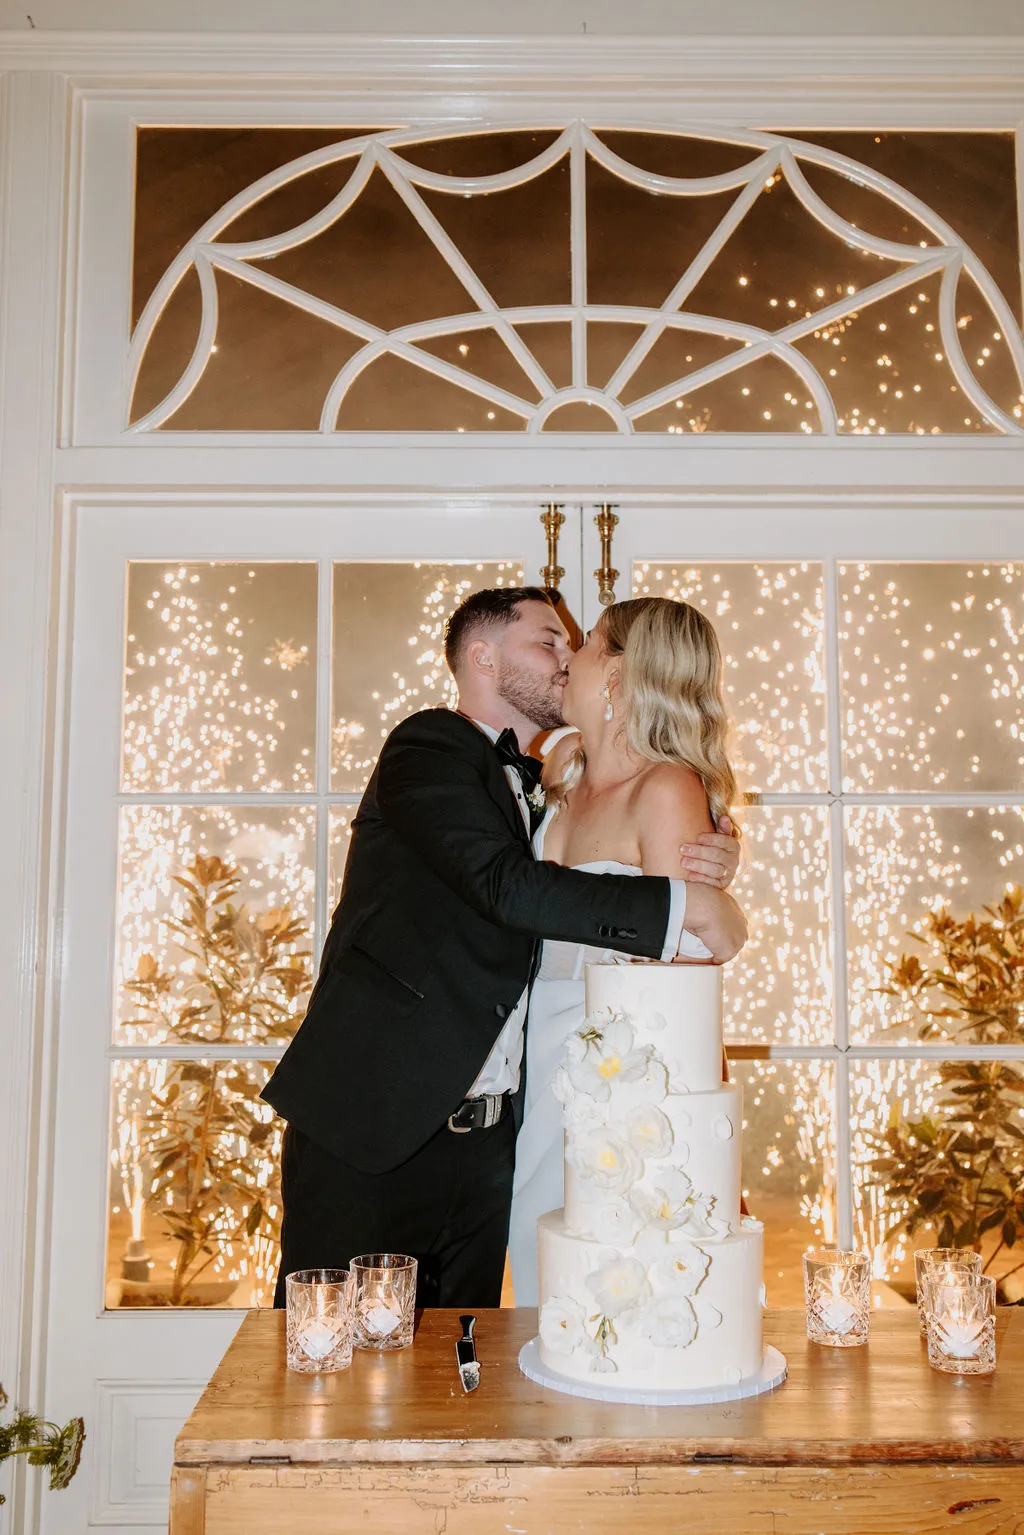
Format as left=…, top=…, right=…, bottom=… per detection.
left=114, top=560, right=522, bottom=1305
left=634, top=558, right=1024, bottom=1282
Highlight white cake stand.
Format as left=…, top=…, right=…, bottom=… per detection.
left=518, top=1338, right=787, bottom=1406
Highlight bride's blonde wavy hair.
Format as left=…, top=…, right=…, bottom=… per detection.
left=554, top=597, right=739, bottom=833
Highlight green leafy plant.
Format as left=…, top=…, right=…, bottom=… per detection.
left=0, top=1383, right=84, bottom=1506
left=868, top=885, right=1024, bottom=1283
left=123, top=853, right=312, bottom=1305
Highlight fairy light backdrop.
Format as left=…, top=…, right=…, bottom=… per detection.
left=110, top=555, right=1024, bottom=1306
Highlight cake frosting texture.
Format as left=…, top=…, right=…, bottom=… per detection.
left=536, top=963, right=765, bottom=1390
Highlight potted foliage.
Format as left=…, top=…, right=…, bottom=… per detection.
left=120, top=853, right=312, bottom=1306
left=868, top=885, right=1024, bottom=1295
left=0, top=1384, right=84, bottom=1507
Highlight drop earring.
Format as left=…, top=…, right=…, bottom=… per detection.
left=602, top=683, right=614, bottom=722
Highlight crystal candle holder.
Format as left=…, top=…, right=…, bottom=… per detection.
left=285, top=1268, right=355, bottom=1374
left=803, top=1249, right=871, bottom=1347
left=914, top=1247, right=982, bottom=1337
left=925, top=1272, right=996, bottom=1375
left=351, top=1253, right=417, bottom=1351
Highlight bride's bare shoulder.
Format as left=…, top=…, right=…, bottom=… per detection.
left=634, top=761, right=712, bottom=826
left=538, top=727, right=581, bottom=788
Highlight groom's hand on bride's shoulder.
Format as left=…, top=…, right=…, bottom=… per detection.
left=678, top=885, right=748, bottom=964
left=680, top=814, right=740, bottom=888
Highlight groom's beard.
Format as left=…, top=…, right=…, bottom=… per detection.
left=495, top=659, right=567, bottom=732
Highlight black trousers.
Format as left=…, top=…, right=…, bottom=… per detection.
left=272, top=1106, right=516, bottom=1310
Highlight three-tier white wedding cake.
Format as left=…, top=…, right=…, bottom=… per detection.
left=534, top=963, right=768, bottom=1393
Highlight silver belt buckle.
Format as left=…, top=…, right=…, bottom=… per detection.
left=448, top=1094, right=502, bottom=1133
left=481, top=1093, right=502, bottom=1129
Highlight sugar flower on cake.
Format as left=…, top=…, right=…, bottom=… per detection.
left=552, top=1065, right=607, bottom=1132
left=622, top=1294, right=699, bottom=1350
left=584, top=1316, right=619, bottom=1373
left=565, top=1015, right=652, bottom=1103
left=627, top=1166, right=711, bottom=1232
left=538, top=1296, right=587, bottom=1356
left=647, top=1295, right=700, bottom=1349
left=623, top=1102, right=673, bottom=1159
left=586, top=1195, right=645, bottom=1247
left=586, top=1252, right=652, bottom=1318
left=570, top=1126, right=644, bottom=1193
left=652, top=1241, right=710, bottom=1297
left=609, top=1055, right=670, bottom=1114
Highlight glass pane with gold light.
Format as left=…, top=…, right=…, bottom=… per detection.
left=121, top=561, right=318, bottom=793
left=331, top=559, right=524, bottom=792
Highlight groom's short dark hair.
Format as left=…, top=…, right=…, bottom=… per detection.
left=444, top=586, right=554, bottom=674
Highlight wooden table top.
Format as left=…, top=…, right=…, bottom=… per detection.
left=175, top=1307, right=1024, bottom=1469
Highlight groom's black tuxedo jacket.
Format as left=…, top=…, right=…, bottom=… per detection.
left=262, top=708, right=671, bottom=1173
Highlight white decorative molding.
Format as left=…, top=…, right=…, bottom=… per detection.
left=3, top=32, right=1024, bottom=86
left=90, top=1381, right=205, bottom=1525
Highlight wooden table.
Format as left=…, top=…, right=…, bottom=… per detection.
left=170, top=1306, right=1024, bottom=1534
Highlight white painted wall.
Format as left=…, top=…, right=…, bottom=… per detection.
left=0, top=0, right=1022, bottom=36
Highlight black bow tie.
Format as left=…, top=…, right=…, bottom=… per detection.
left=494, top=728, right=543, bottom=791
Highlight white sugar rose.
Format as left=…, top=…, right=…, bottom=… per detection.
left=649, top=1295, right=699, bottom=1349
left=586, top=1252, right=652, bottom=1318
left=573, top=1127, right=644, bottom=1193
left=652, top=1242, right=710, bottom=1297
left=627, top=1296, right=699, bottom=1350
left=587, top=1196, right=645, bottom=1247
left=624, top=1102, right=673, bottom=1159
left=539, top=1296, right=587, bottom=1356
left=563, top=1091, right=607, bottom=1134
left=628, top=1167, right=698, bottom=1230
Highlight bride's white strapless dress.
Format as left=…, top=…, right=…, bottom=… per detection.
left=507, top=809, right=711, bottom=1306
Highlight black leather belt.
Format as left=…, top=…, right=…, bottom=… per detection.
left=447, top=1093, right=509, bottom=1134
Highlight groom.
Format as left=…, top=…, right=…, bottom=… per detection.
left=263, top=586, right=745, bottom=1308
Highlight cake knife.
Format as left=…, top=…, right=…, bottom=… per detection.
left=456, top=1314, right=480, bottom=1392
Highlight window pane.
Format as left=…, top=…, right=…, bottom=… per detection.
left=107, top=1058, right=281, bottom=1309
left=631, top=560, right=827, bottom=793
left=839, top=561, right=1024, bottom=792
left=735, top=1058, right=836, bottom=1305
left=331, top=560, right=523, bottom=792
left=116, top=805, right=316, bottom=1045
left=725, top=806, right=833, bottom=1045
left=122, top=561, right=318, bottom=793
left=851, top=1058, right=1024, bottom=1296
left=845, top=804, right=1024, bottom=1042
left=130, top=126, right=1023, bottom=436
left=793, top=131, right=1022, bottom=327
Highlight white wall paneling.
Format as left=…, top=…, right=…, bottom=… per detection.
left=0, top=66, right=69, bottom=1535
left=89, top=1383, right=205, bottom=1526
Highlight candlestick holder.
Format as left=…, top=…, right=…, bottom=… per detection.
left=285, top=1268, right=355, bottom=1374
left=914, top=1248, right=982, bottom=1337
left=924, top=1272, right=996, bottom=1375
left=351, top=1253, right=417, bottom=1351
left=803, top=1249, right=870, bottom=1347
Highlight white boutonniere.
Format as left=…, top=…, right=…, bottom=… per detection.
left=527, top=783, right=546, bottom=814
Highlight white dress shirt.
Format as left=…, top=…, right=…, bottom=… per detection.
left=465, top=720, right=692, bottom=1099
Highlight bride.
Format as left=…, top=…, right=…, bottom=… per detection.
left=508, top=595, right=741, bottom=1306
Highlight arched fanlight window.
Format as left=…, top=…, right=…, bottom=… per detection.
left=129, top=123, right=1024, bottom=434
